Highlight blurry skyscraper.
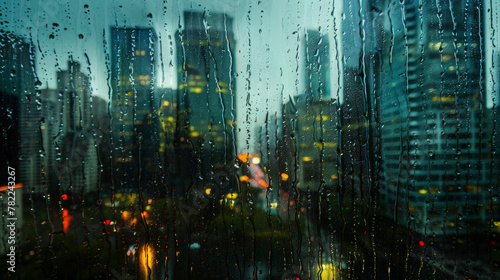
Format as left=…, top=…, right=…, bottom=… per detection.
left=0, top=32, right=33, bottom=255
left=53, top=61, right=98, bottom=195
left=176, top=11, right=237, bottom=181
left=379, top=0, right=499, bottom=235
left=0, top=33, right=39, bottom=193
left=304, top=30, right=331, bottom=101
left=110, top=27, right=160, bottom=194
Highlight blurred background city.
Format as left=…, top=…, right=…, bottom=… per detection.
left=1, top=0, right=500, bottom=279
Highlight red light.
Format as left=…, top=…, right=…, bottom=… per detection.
left=105, top=220, right=111, bottom=225
left=491, top=241, right=496, bottom=247
left=61, top=194, right=68, bottom=201
left=419, top=241, right=425, bottom=246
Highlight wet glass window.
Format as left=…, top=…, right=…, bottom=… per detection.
left=1, top=0, right=500, bottom=279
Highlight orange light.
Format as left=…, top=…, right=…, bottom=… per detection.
left=239, top=175, right=250, bottom=182
left=281, top=173, right=289, bottom=181
left=258, top=180, right=269, bottom=188
left=142, top=211, right=149, bottom=219
left=0, top=183, right=23, bottom=192
left=238, top=153, right=251, bottom=163
left=62, top=208, right=72, bottom=233
left=122, top=211, right=130, bottom=220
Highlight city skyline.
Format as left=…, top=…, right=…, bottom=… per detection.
left=2, top=1, right=500, bottom=279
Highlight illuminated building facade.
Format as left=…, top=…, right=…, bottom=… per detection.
left=297, top=31, right=337, bottom=192
left=176, top=11, right=237, bottom=179
left=295, top=96, right=338, bottom=192
left=110, top=27, right=160, bottom=194
left=379, top=1, right=499, bottom=235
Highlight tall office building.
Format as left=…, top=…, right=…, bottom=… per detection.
left=0, top=32, right=35, bottom=97
left=110, top=27, right=160, bottom=194
left=0, top=32, right=33, bottom=255
left=0, top=33, right=41, bottom=193
left=176, top=11, right=237, bottom=180
left=379, top=1, right=499, bottom=235
left=91, top=95, right=112, bottom=186
left=293, top=96, right=338, bottom=192
left=304, top=30, right=331, bottom=101
left=39, top=88, right=60, bottom=194
left=341, top=68, right=369, bottom=197
left=51, top=61, right=98, bottom=195
left=297, top=31, right=336, bottom=191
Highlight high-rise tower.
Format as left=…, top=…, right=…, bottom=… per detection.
left=110, top=27, right=160, bottom=194
left=176, top=11, right=237, bottom=179
left=379, top=1, right=499, bottom=235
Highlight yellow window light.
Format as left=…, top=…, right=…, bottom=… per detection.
left=216, top=88, right=228, bottom=93
left=240, top=175, right=250, bottom=182
left=302, top=156, right=313, bottom=162
left=281, top=173, right=289, bottom=181
left=226, top=193, right=238, bottom=199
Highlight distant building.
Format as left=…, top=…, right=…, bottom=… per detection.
left=379, top=1, right=499, bottom=235
left=175, top=11, right=237, bottom=182
left=275, top=31, right=337, bottom=218
left=156, top=87, right=178, bottom=192
left=0, top=32, right=34, bottom=255
left=91, top=95, right=112, bottom=186
left=304, top=30, right=331, bottom=101
left=110, top=27, right=161, bottom=194
left=0, top=32, right=35, bottom=97
left=39, top=88, right=60, bottom=193
left=341, top=68, right=369, bottom=197
left=50, top=61, right=98, bottom=195
left=294, top=95, right=338, bottom=192
left=0, top=33, right=40, bottom=194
